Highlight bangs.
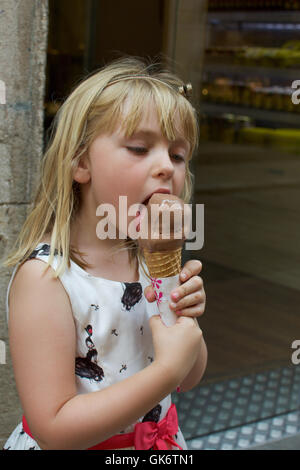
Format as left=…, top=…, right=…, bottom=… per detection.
left=88, top=79, right=198, bottom=158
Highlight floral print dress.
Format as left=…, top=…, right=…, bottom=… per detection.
left=3, top=243, right=187, bottom=450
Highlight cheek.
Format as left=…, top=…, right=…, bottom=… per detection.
left=95, top=169, right=140, bottom=212
left=174, top=166, right=187, bottom=195
left=116, top=165, right=145, bottom=195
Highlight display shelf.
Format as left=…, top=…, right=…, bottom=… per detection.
left=203, top=6, right=300, bottom=135
left=203, top=63, right=300, bottom=81
left=201, top=102, right=300, bottom=126
left=207, top=11, right=300, bottom=23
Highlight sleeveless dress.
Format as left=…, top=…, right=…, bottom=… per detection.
left=3, top=243, right=187, bottom=450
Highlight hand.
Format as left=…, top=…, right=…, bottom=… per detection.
left=149, top=314, right=203, bottom=386
left=144, top=259, right=206, bottom=319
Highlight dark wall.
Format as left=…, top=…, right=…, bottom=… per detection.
left=46, top=0, right=165, bottom=106
left=90, top=0, right=165, bottom=68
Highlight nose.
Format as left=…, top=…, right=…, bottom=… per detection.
left=152, top=149, right=174, bottom=180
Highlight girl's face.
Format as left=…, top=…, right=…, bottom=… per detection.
left=79, top=102, right=190, bottom=237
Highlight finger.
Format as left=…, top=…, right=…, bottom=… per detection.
left=176, top=315, right=199, bottom=327
left=170, top=275, right=203, bottom=303
left=144, top=285, right=156, bottom=303
left=174, top=303, right=205, bottom=318
left=169, top=288, right=205, bottom=312
left=149, top=314, right=162, bottom=328
left=149, top=314, right=161, bottom=322
left=179, top=259, right=202, bottom=283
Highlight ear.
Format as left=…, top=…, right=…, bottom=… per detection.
left=73, top=152, right=91, bottom=184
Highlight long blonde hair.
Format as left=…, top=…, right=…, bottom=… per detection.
left=3, top=56, right=199, bottom=278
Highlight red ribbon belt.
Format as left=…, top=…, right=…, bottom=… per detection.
left=22, top=403, right=182, bottom=450
left=134, top=404, right=181, bottom=450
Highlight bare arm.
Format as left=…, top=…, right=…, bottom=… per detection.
left=9, top=259, right=202, bottom=450
left=179, top=335, right=207, bottom=393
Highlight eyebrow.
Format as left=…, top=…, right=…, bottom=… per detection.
left=129, top=129, right=190, bottom=150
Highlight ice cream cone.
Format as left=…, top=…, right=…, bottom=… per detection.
left=142, top=247, right=182, bottom=327
left=138, top=193, right=189, bottom=326
left=143, top=247, right=182, bottom=278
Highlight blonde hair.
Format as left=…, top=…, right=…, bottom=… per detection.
left=3, top=56, right=199, bottom=279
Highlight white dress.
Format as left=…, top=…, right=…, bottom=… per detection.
left=3, top=243, right=187, bottom=450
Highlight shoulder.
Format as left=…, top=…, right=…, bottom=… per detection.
left=11, top=257, right=62, bottom=294
left=9, top=258, right=73, bottom=329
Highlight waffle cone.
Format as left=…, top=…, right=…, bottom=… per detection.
left=143, top=247, right=182, bottom=278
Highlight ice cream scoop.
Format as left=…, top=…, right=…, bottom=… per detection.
left=138, top=193, right=186, bottom=253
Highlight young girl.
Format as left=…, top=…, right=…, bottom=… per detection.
left=3, top=56, right=207, bottom=450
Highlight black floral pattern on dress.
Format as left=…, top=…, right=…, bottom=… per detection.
left=142, top=404, right=162, bottom=423
left=121, top=282, right=142, bottom=311
left=91, top=304, right=99, bottom=311
left=28, top=243, right=60, bottom=259
left=75, top=325, right=104, bottom=382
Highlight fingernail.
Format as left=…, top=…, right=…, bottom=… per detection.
left=181, top=271, right=187, bottom=280
left=170, top=302, right=177, bottom=309
left=176, top=310, right=182, bottom=315
left=171, top=292, right=179, bottom=300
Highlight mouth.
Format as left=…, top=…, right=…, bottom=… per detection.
left=136, top=190, right=171, bottom=232
left=142, top=188, right=171, bottom=206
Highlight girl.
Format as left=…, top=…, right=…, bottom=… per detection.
left=3, top=56, right=207, bottom=450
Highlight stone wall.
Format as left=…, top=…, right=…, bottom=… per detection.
left=0, top=0, right=48, bottom=448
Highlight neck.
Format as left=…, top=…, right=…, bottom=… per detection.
left=68, top=195, right=140, bottom=281
left=70, top=199, right=126, bottom=251
left=70, top=206, right=138, bottom=268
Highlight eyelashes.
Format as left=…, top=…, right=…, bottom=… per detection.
left=126, top=146, right=185, bottom=162
left=127, top=146, right=147, bottom=155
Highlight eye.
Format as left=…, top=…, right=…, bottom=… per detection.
left=127, top=146, right=148, bottom=155
left=171, top=154, right=185, bottom=162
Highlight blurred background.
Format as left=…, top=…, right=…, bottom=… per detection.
left=43, top=0, right=300, bottom=449
left=2, top=0, right=300, bottom=450
left=45, top=0, right=300, bottom=381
